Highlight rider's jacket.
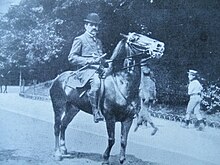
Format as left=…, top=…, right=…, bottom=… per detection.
left=68, top=31, right=103, bottom=69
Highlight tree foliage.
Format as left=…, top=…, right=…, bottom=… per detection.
left=0, top=0, right=220, bottom=108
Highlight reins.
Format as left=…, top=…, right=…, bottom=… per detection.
left=108, top=40, right=153, bottom=71
left=120, top=56, right=152, bottom=70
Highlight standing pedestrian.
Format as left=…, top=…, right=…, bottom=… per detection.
left=134, top=66, right=158, bottom=136
left=182, top=69, right=205, bottom=131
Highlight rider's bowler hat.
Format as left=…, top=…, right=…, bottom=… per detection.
left=84, top=13, right=101, bottom=24
left=141, top=66, right=151, bottom=74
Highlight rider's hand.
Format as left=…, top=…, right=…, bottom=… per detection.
left=102, top=65, right=113, bottom=78
left=86, top=57, right=100, bottom=65
left=89, top=53, right=107, bottom=65
left=93, top=57, right=102, bottom=64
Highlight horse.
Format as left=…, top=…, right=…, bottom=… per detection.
left=50, top=32, right=165, bottom=164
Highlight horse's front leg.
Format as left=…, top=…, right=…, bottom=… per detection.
left=103, top=119, right=115, bottom=165
left=120, top=118, right=133, bottom=164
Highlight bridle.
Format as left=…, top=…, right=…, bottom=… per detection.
left=119, top=36, right=155, bottom=71
left=108, top=33, right=163, bottom=71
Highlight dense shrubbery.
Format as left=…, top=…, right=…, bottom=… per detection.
left=202, top=83, right=220, bottom=114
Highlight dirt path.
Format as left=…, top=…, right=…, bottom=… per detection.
left=0, top=109, right=157, bottom=165
left=0, top=93, right=220, bottom=165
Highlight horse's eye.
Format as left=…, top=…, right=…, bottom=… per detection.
left=130, top=36, right=139, bottom=42
left=129, top=37, right=135, bottom=42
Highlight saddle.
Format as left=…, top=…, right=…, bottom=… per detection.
left=64, top=65, right=134, bottom=112
left=64, top=68, right=105, bottom=111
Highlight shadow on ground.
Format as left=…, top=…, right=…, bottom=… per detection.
left=0, top=149, right=43, bottom=164
left=63, top=151, right=159, bottom=165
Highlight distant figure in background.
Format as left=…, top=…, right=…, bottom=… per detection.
left=0, top=74, right=2, bottom=93
left=0, top=74, right=7, bottom=93
left=134, top=66, right=158, bottom=136
left=182, top=69, right=205, bottom=131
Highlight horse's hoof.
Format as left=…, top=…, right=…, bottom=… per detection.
left=54, top=150, right=62, bottom=161
left=60, top=146, right=67, bottom=155
left=151, top=127, right=158, bottom=136
left=102, top=160, right=109, bottom=165
left=119, top=157, right=126, bottom=164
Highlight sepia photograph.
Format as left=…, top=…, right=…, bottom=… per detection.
left=0, top=0, right=219, bottom=164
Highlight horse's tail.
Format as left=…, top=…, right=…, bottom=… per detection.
left=50, top=79, right=63, bottom=99
left=50, top=71, right=74, bottom=92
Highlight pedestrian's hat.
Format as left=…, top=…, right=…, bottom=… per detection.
left=188, top=69, right=198, bottom=75
left=84, top=13, right=101, bottom=24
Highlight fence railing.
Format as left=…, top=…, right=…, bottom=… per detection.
left=19, top=80, right=220, bottom=129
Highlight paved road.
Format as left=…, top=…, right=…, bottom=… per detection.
left=0, top=93, right=220, bottom=165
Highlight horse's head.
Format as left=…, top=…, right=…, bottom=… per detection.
left=110, top=32, right=165, bottom=73
left=122, top=32, right=165, bottom=60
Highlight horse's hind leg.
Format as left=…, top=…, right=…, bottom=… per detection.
left=60, top=102, right=79, bottom=154
left=119, top=118, right=133, bottom=164
left=53, top=104, right=65, bottom=160
left=103, top=119, right=115, bottom=164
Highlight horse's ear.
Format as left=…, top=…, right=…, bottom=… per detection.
left=120, top=33, right=129, bottom=38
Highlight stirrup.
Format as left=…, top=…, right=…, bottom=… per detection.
left=94, top=111, right=104, bottom=123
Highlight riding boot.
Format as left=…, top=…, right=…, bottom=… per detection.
left=149, top=122, right=158, bottom=136
left=88, top=91, right=104, bottom=123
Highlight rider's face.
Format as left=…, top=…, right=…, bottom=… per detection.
left=85, top=23, right=99, bottom=36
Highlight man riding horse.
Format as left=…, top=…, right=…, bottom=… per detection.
left=51, top=30, right=165, bottom=163
left=50, top=12, right=165, bottom=163
left=68, top=13, right=109, bottom=123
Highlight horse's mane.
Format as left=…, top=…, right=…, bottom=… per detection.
left=110, top=39, right=127, bottom=73
left=108, top=38, right=140, bottom=100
